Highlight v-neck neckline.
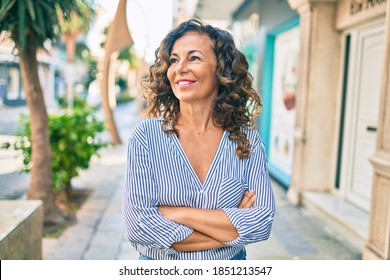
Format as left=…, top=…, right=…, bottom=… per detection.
left=172, top=130, right=227, bottom=189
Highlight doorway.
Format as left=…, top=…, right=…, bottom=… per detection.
left=339, top=21, right=385, bottom=212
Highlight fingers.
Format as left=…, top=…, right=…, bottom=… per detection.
left=238, top=190, right=256, bottom=208
left=238, top=191, right=254, bottom=208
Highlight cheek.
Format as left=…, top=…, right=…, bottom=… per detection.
left=207, top=70, right=218, bottom=87
left=167, top=67, right=175, bottom=85
left=207, top=66, right=218, bottom=83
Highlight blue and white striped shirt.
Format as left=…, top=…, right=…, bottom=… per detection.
left=123, top=118, right=275, bottom=260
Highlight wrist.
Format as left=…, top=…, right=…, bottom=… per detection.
left=172, top=206, right=188, bottom=223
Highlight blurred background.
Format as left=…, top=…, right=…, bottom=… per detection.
left=1, top=0, right=390, bottom=261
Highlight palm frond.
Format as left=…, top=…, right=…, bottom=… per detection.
left=17, top=0, right=25, bottom=54
left=0, top=0, right=17, bottom=22
left=0, top=0, right=95, bottom=57
left=35, top=4, right=46, bottom=38
left=26, top=0, right=35, bottom=21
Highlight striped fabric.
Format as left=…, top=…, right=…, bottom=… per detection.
left=123, top=118, right=275, bottom=260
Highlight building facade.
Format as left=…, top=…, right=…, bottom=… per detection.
left=232, top=0, right=299, bottom=189
left=229, top=0, right=390, bottom=259
left=0, top=34, right=66, bottom=109
left=286, top=0, right=390, bottom=260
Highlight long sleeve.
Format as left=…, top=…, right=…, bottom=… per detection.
left=122, top=129, right=193, bottom=253
left=122, top=119, right=275, bottom=259
left=222, top=141, right=275, bottom=247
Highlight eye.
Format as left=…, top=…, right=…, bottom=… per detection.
left=169, top=57, right=178, bottom=64
left=190, top=55, right=201, bottom=61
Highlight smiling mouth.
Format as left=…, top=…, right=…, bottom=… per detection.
left=176, top=80, right=196, bottom=87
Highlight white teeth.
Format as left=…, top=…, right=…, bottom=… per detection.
left=178, top=81, right=192, bottom=85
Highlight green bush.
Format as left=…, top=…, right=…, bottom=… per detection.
left=2, top=106, right=107, bottom=194
left=57, top=95, right=88, bottom=109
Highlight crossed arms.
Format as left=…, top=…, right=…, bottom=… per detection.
left=124, top=135, right=275, bottom=253
left=158, top=190, right=256, bottom=251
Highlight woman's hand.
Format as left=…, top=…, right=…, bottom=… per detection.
left=157, top=189, right=257, bottom=247
left=159, top=190, right=256, bottom=221
left=238, top=190, right=256, bottom=208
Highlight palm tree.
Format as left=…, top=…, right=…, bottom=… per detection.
left=0, top=0, right=93, bottom=225
left=58, top=0, right=95, bottom=109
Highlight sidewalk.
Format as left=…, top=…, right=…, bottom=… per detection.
left=0, top=105, right=30, bottom=199
left=0, top=103, right=69, bottom=198
left=0, top=104, right=29, bottom=135
left=42, top=101, right=362, bottom=260
left=43, top=101, right=141, bottom=260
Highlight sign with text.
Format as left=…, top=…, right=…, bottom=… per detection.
left=336, top=0, right=387, bottom=29
left=350, top=0, right=387, bottom=15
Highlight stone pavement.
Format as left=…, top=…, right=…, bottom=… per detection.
left=43, top=101, right=141, bottom=260
left=39, top=101, right=361, bottom=260
left=43, top=141, right=138, bottom=260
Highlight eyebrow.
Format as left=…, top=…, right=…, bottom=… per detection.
left=170, top=50, right=205, bottom=57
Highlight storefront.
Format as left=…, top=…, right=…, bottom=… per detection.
left=261, top=18, right=300, bottom=188
left=287, top=0, right=390, bottom=259
left=231, top=0, right=298, bottom=188
left=336, top=1, right=386, bottom=213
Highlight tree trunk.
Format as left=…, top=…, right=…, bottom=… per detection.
left=64, top=34, right=77, bottom=64
left=64, top=34, right=78, bottom=110
left=18, top=41, right=66, bottom=225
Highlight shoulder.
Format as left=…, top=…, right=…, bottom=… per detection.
left=134, top=117, right=163, bottom=132
left=129, top=118, right=164, bottom=146
left=240, top=127, right=267, bottom=166
left=240, top=126, right=263, bottom=147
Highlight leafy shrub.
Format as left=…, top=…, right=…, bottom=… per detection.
left=57, top=95, right=88, bottom=109
left=2, top=105, right=107, bottom=195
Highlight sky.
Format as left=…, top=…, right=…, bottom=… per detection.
left=88, top=0, right=174, bottom=63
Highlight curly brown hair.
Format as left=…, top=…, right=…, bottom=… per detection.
left=143, top=19, right=262, bottom=158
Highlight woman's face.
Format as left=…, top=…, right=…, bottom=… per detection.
left=167, top=31, right=218, bottom=105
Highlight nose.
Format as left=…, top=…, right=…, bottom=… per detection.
left=175, top=60, right=189, bottom=73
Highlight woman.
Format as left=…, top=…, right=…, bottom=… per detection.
left=123, top=19, right=275, bottom=260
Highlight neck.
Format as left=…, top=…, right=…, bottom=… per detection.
left=177, top=105, right=216, bottom=135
